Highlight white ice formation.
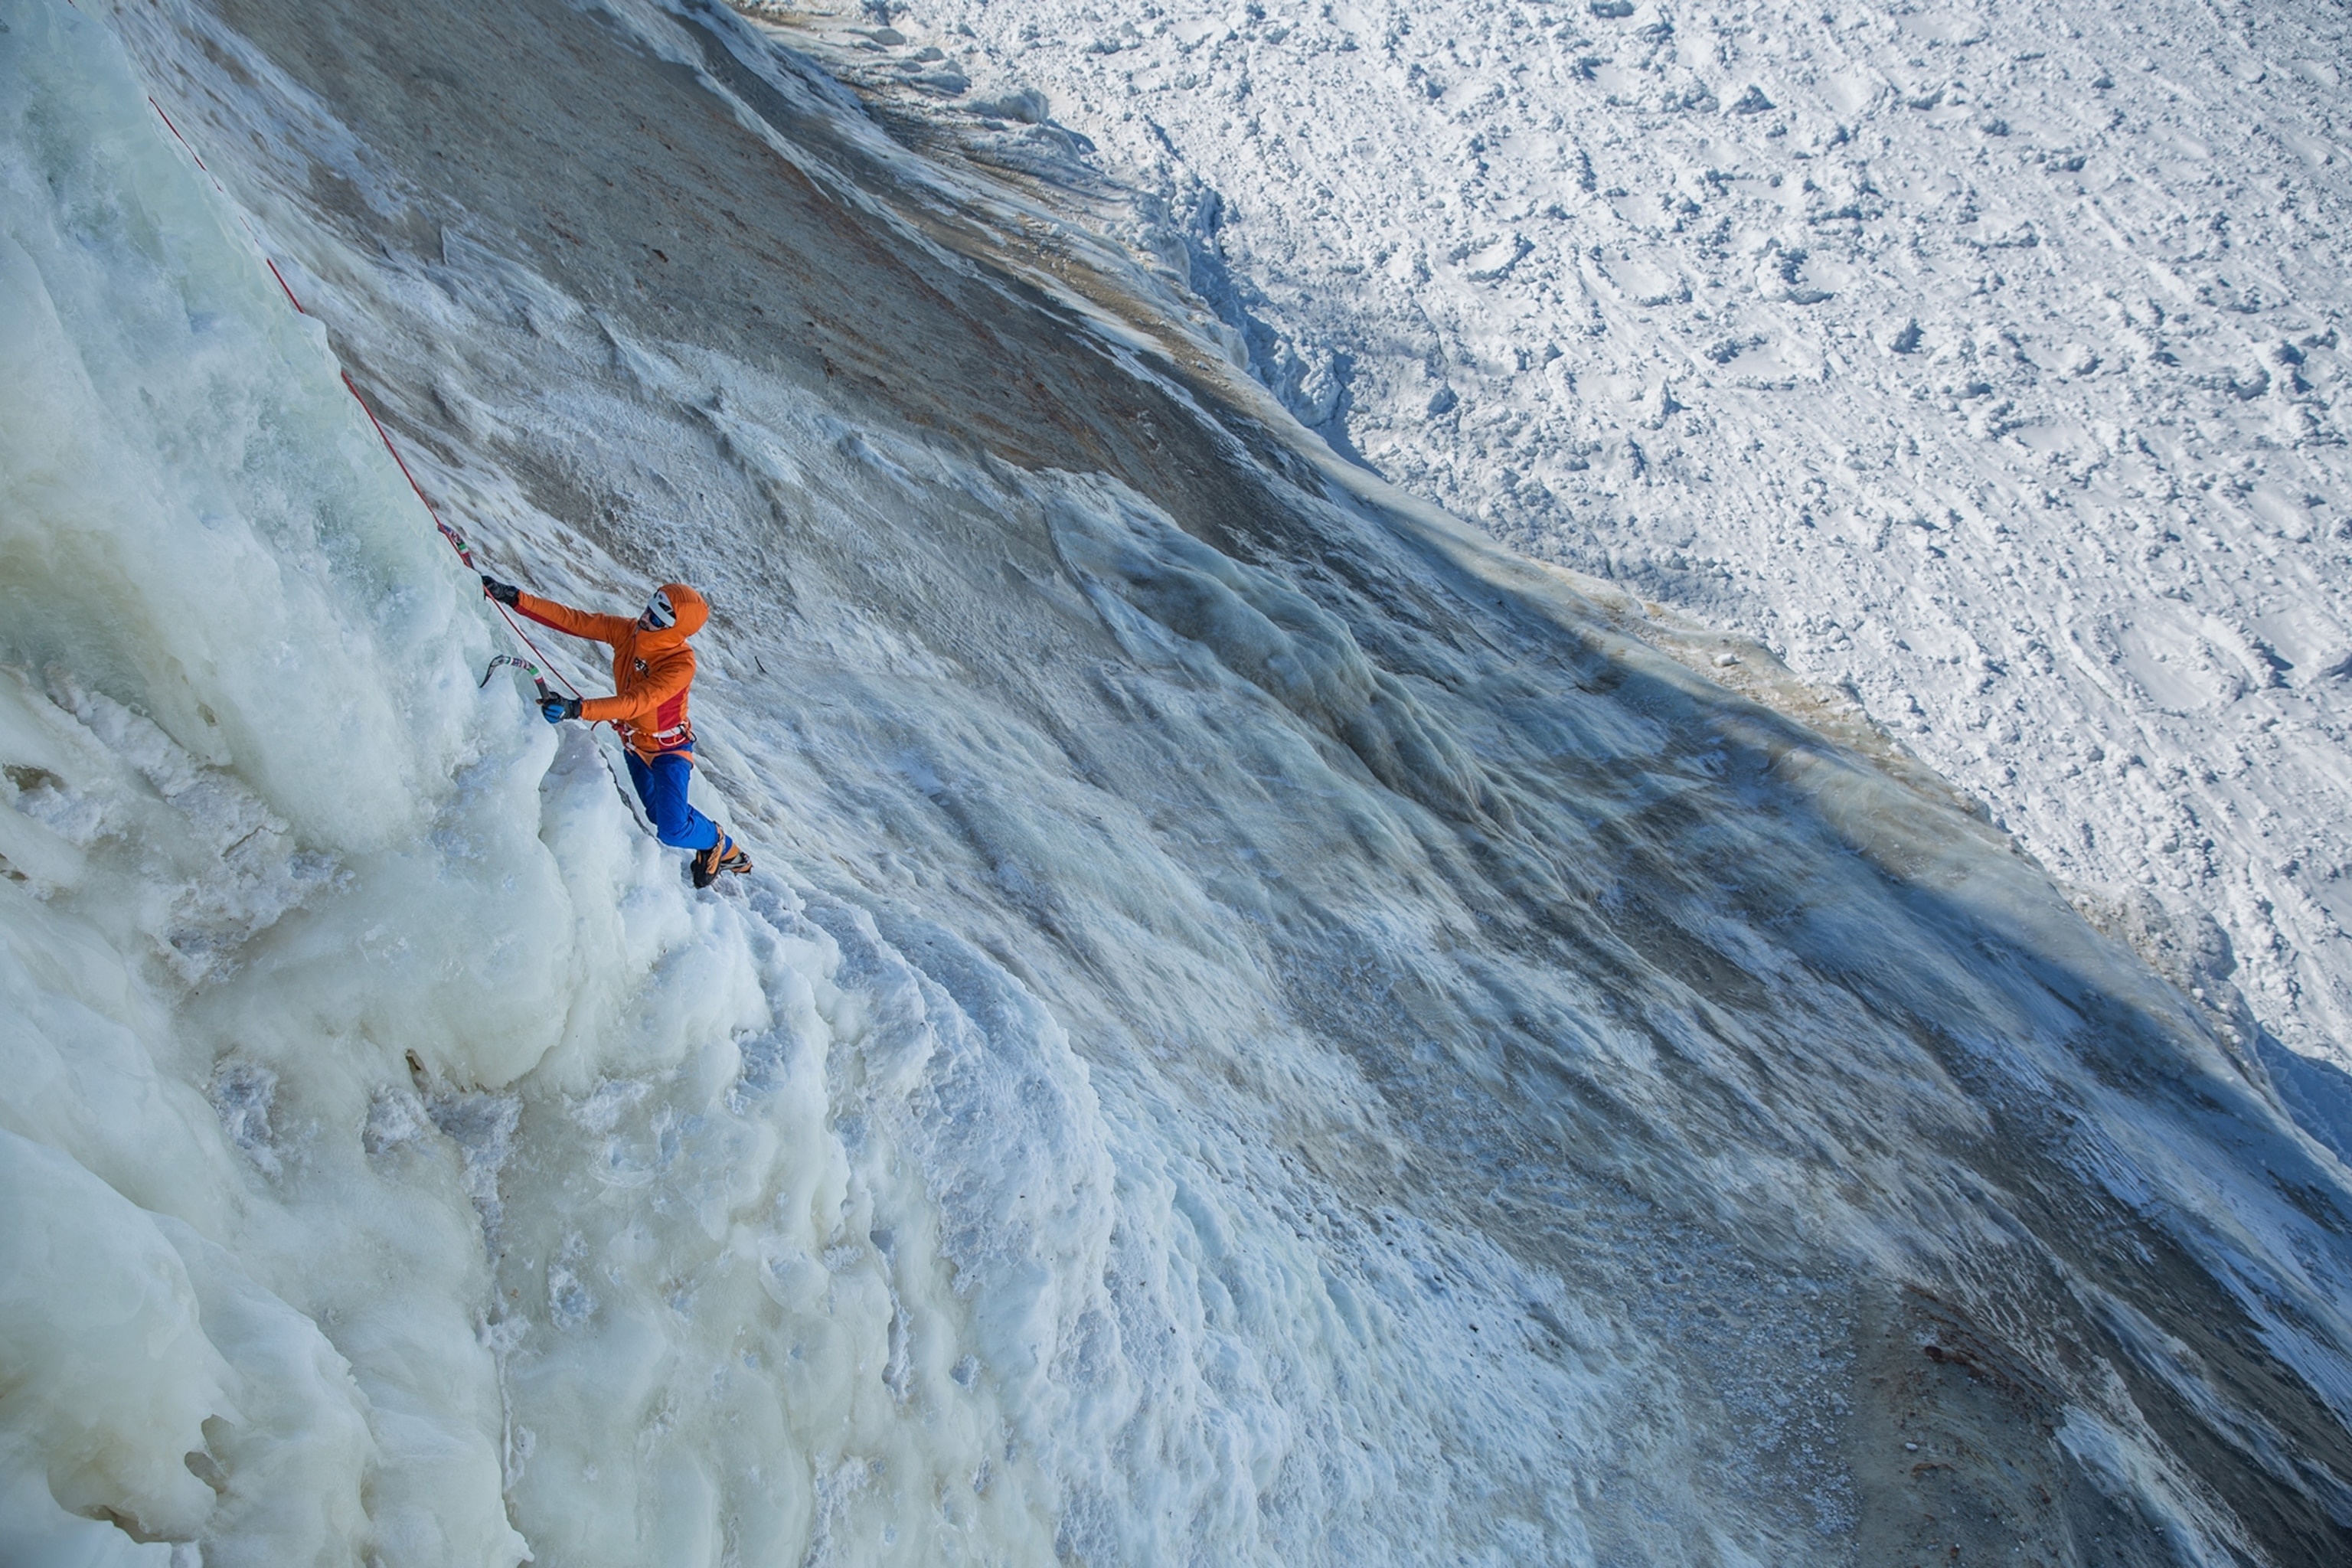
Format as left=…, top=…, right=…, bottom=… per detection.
left=3, top=0, right=2351, bottom=1563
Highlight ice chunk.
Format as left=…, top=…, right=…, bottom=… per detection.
left=0, top=1132, right=233, bottom=1545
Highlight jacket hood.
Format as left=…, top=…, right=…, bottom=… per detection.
left=640, top=583, right=708, bottom=645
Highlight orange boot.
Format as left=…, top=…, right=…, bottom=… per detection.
left=692, top=834, right=752, bottom=889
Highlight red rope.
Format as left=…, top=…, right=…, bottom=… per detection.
left=337, top=371, right=469, bottom=561
left=335, top=376, right=585, bottom=696
left=487, top=608, right=585, bottom=701
left=262, top=256, right=304, bottom=313
left=145, top=95, right=583, bottom=701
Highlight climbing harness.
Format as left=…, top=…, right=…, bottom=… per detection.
left=142, top=92, right=580, bottom=701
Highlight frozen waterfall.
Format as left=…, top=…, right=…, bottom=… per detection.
left=4, top=1, right=2350, bottom=1563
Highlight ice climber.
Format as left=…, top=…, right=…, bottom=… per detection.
left=481, top=574, right=753, bottom=888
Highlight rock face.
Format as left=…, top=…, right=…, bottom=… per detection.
left=3, top=0, right=2349, bottom=1562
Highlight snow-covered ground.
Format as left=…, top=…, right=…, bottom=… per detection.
left=7, top=0, right=2352, bottom=1562
left=787, top=0, right=2352, bottom=1072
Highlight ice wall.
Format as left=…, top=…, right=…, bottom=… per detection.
left=0, top=13, right=1070, bottom=1563
left=2, top=3, right=556, bottom=1560
left=6, top=0, right=2352, bottom=1563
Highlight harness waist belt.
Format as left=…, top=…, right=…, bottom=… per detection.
left=632, top=718, right=694, bottom=752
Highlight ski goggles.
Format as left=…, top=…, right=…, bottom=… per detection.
left=639, top=589, right=676, bottom=631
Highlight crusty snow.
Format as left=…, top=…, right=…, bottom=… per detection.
left=776, top=0, right=2352, bottom=1069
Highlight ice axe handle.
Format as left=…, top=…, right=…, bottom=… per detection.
left=478, top=654, right=545, bottom=691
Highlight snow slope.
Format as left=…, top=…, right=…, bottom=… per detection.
left=5, top=0, right=2352, bottom=1562
left=793, top=0, right=2352, bottom=1075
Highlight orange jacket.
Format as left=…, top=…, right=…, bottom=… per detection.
left=514, top=584, right=709, bottom=758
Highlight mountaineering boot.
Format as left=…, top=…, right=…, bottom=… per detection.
left=692, top=835, right=752, bottom=889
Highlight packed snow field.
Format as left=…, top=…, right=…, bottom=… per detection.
left=5, top=0, right=2352, bottom=1564
left=780, top=0, right=2352, bottom=1077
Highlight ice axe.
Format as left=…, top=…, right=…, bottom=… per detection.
left=479, top=654, right=551, bottom=704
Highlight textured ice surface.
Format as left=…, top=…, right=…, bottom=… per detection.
left=815, top=0, right=2352, bottom=1081
left=3, top=0, right=2350, bottom=1563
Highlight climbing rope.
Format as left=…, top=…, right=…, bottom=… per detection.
left=145, top=95, right=583, bottom=700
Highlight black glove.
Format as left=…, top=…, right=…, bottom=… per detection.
left=540, top=694, right=582, bottom=724
left=481, top=575, right=521, bottom=606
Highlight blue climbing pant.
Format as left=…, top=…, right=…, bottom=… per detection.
left=626, top=750, right=720, bottom=852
